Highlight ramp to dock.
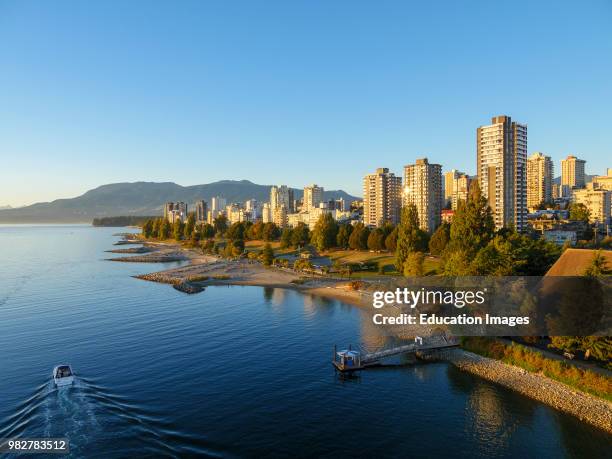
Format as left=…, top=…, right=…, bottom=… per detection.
left=362, top=336, right=459, bottom=364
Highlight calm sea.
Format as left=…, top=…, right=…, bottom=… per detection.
left=0, top=225, right=610, bottom=458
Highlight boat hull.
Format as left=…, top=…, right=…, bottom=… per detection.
left=54, top=376, right=74, bottom=387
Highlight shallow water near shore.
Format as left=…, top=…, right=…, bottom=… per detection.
left=0, top=225, right=610, bottom=457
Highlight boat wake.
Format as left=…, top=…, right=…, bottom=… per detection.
left=0, top=376, right=223, bottom=458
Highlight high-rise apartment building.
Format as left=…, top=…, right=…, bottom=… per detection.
left=476, top=115, right=527, bottom=231
left=452, top=173, right=472, bottom=210
left=403, top=158, right=443, bottom=233
left=262, top=202, right=272, bottom=223
left=527, top=152, right=553, bottom=210
left=270, top=185, right=295, bottom=213
left=163, top=201, right=188, bottom=223
left=561, top=155, right=586, bottom=197
left=195, top=200, right=207, bottom=223
left=363, top=168, right=402, bottom=227
left=303, top=184, right=324, bottom=211
left=211, top=196, right=227, bottom=212
left=272, top=205, right=288, bottom=228
left=444, top=170, right=460, bottom=207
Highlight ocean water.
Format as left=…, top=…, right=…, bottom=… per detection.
left=0, top=225, right=610, bottom=458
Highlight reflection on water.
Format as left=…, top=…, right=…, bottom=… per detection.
left=0, top=226, right=610, bottom=458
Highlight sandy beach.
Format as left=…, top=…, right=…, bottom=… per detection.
left=116, top=238, right=369, bottom=306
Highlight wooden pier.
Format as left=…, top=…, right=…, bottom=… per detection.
left=332, top=336, right=459, bottom=373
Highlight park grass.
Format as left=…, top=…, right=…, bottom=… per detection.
left=241, top=240, right=442, bottom=275
left=323, top=249, right=441, bottom=275
left=462, top=337, right=612, bottom=401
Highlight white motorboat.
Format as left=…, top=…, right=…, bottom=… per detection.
left=52, top=364, right=74, bottom=387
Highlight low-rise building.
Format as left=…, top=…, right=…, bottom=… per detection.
left=543, top=230, right=577, bottom=246
left=572, top=185, right=611, bottom=226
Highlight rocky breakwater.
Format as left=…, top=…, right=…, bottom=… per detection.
left=420, top=348, right=612, bottom=434
left=107, top=252, right=187, bottom=263
left=135, top=272, right=205, bottom=294
left=106, top=246, right=156, bottom=254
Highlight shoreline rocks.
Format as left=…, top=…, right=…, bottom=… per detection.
left=107, top=254, right=186, bottom=262
left=173, top=281, right=205, bottom=294
left=106, top=246, right=156, bottom=254
left=421, top=348, right=612, bottom=434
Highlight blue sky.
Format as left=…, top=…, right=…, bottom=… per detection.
left=1, top=0, right=611, bottom=206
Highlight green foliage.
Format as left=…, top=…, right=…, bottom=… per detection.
left=200, top=238, right=215, bottom=254
left=403, top=251, right=424, bottom=276
left=261, top=242, right=274, bottom=266
left=213, top=214, right=228, bottom=235
left=262, top=222, right=280, bottom=241
left=569, top=202, right=590, bottom=222
left=226, top=222, right=246, bottom=241
left=395, top=205, right=428, bottom=270
left=293, top=258, right=313, bottom=271
left=428, top=222, right=450, bottom=255
left=94, top=216, right=157, bottom=227
left=336, top=224, right=353, bottom=249
left=446, top=180, right=494, bottom=257
left=247, top=221, right=264, bottom=240
left=584, top=250, right=611, bottom=276
left=367, top=228, right=386, bottom=251
left=291, top=223, right=310, bottom=248
left=310, top=213, right=339, bottom=251
left=348, top=223, right=370, bottom=250
left=158, top=219, right=171, bottom=239
left=445, top=229, right=561, bottom=276
left=549, top=336, right=612, bottom=364
left=462, top=337, right=612, bottom=400
left=141, top=219, right=154, bottom=238
left=184, top=213, right=196, bottom=239
left=385, top=226, right=398, bottom=251
left=280, top=228, right=292, bottom=249
left=173, top=219, right=185, bottom=241
left=200, top=223, right=215, bottom=239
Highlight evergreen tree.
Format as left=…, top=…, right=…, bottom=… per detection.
left=385, top=226, right=398, bottom=251
left=280, top=228, right=293, bottom=248
left=348, top=223, right=364, bottom=250
left=311, top=213, right=339, bottom=251
left=428, top=222, right=450, bottom=255
left=336, top=224, right=353, bottom=249
left=359, top=226, right=371, bottom=250
left=395, top=204, right=427, bottom=270
left=367, top=228, right=386, bottom=251
left=447, top=180, right=494, bottom=256
left=158, top=219, right=171, bottom=239
left=213, top=214, right=228, bottom=235
left=291, top=222, right=310, bottom=248
left=584, top=250, right=611, bottom=276
left=200, top=223, right=215, bottom=239
left=173, top=219, right=184, bottom=241
left=249, top=221, right=264, bottom=240
left=262, top=243, right=274, bottom=266
left=184, top=212, right=196, bottom=239
left=403, top=251, right=425, bottom=276
left=262, top=222, right=280, bottom=241
left=226, top=222, right=246, bottom=241
left=142, top=219, right=154, bottom=238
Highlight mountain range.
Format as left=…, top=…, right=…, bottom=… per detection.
left=0, top=181, right=359, bottom=223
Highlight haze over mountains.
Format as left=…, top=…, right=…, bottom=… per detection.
left=0, top=181, right=359, bottom=223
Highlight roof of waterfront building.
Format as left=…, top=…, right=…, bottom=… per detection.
left=545, top=248, right=612, bottom=276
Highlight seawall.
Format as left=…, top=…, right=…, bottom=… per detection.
left=420, top=348, right=612, bottom=434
